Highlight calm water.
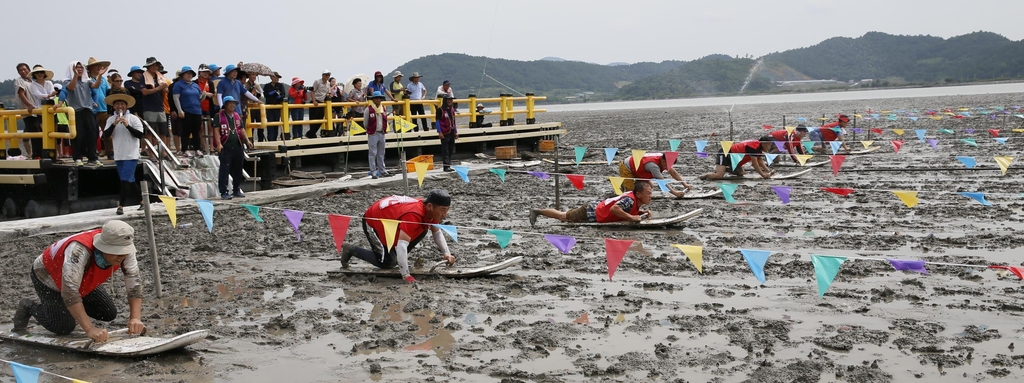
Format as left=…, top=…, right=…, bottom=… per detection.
left=544, top=82, right=1024, bottom=112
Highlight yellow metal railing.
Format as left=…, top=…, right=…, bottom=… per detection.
left=245, top=93, right=546, bottom=137
left=0, top=106, right=77, bottom=157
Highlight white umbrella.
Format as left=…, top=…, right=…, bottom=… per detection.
left=343, top=73, right=370, bottom=95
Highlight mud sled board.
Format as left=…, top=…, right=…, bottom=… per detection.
left=554, top=208, right=702, bottom=227
left=654, top=189, right=723, bottom=200
left=0, top=327, right=208, bottom=357
left=848, top=146, right=881, bottom=155
left=774, top=160, right=830, bottom=168
left=720, top=168, right=813, bottom=181
left=328, top=256, right=524, bottom=279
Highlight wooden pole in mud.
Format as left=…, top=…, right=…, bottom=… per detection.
left=554, top=135, right=561, bottom=210
left=140, top=181, right=162, bottom=298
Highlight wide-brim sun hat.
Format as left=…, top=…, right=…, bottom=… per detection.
left=105, top=93, right=136, bottom=109
left=93, top=220, right=137, bottom=255
left=292, top=77, right=304, bottom=86
left=87, top=57, right=111, bottom=69
left=144, top=57, right=161, bottom=68
left=410, top=72, right=422, bottom=78
left=224, top=64, right=239, bottom=74
left=180, top=66, right=197, bottom=77
left=392, top=71, right=403, bottom=78
left=30, top=65, right=53, bottom=81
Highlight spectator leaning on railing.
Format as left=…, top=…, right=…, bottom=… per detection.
left=262, top=72, right=285, bottom=141
left=309, top=70, right=331, bottom=139
left=140, top=58, right=170, bottom=154
left=172, top=66, right=205, bottom=157
left=27, top=65, right=57, bottom=159
left=328, top=77, right=346, bottom=134
left=287, top=77, right=308, bottom=139
left=406, top=72, right=427, bottom=132
left=14, top=63, right=36, bottom=158
left=59, top=61, right=103, bottom=166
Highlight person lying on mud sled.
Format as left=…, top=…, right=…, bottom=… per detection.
left=529, top=180, right=653, bottom=226
left=340, top=189, right=457, bottom=283
left=699, top=137, right=773, bottom=180
left=808, top=114, right=851, bottom=153
left=12, top=220, right=145, bottom=343
left=768, top=124, right=808, bottom=164
left=618, top=152, right=692, bottom=197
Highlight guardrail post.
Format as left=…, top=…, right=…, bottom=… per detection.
left=499, top=94, right=509, bottom=127
left=526, top=93, right=536, bottom=124
left=282, top=101, right=291, bottom=139
left=468, top=94, right=478, bottom=128
left=325, top=101, right=333, bottom=135
left=505, top=94, right=515, bottom=126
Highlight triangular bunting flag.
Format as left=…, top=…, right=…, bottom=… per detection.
left=869, top=128, right=883, bottom=134
left=794, top=154, right=813, bottom=166
left=927, top=139, right=939, bottom=149
left=327, top=214, right=351, bottom=252
left=630, top=150, right=645, bottom=171
left=453, top=165, right=470, bottom=182
left=773, top=141, right=786, bottom=152
left=527, top=171, right=551, bottom=180
left=695, top=152, right=708, bottom=158
left=956, top=156, right=977, bottom=168
left=349, top=121, right=365, bottom=135
left=892, top=191, right=919, bottom=208
left=939, top=129, right=954, bottom=134
left=994, top=137, right=1008, bottom=145
left=989, top=129, right=1000, bottom=137
left=764, top=153, right=779, bottom=165
left=544, top=234, right=576, bottom=254
left=853, top=114, right=862, bottom=119
left=966, top=129, right=975, bottom=133
left=720, top=141, right=733, bottom=155
left=770, top=185, right=792, bottom=204
left=574, top=146, right=586, bottom=165
left=990, top=265, right=1024, bottom=280
left=694, top=140, right=708, bottom=153
left=608, top=176, right=624, bottom=195
left=487, top=229, right=513, bottom=249
left=821, top=187, right=854, bottom=197
left=240, top=204, right=264, bottom=223
left=434, top=224, right=458, bottom=243
left=762, top=124, right=773, bottom=130
left=914, top=129, right=926, bottom=142
left=605, top=238, right=633, bottom=281
left=718, top=183, right=739, bottom=203
left=801, top=140, right=815, bottom=153
left=994, top=156, right=1013, bottom=175
left=664, top=151, right=678, bottom=167
left=670, top=244, right=703, bottom=273
left=283, top=209, right=304, bottom=241
left=888, top=259, right=927, bottom=274
left=196, top=200, right=214, bottom=233
left=9, top=361, right=42, bottom=383
left=890, top=140, right=903, bottom=154
left=739, top=249, right=772, bottom=284
left=892, top=129, right=905, bottom=136
left=829, top=155, right=845, bottom=177
left=380, top=219, right=400, bottom=250
left=414, top=161, right=429, bottom=187
left=489, top=168, right=506, bottom=182
left=959, top=192, right=992, bottom=206
left=395, top=117, right=416, bottom=133
left=669, top=139, right=682, bottom=152
left=654, top=179, right=671, bottom=194
left=811, top=255, right=847, bottom=297
left=861, top=140, right=874, bottom=149
left=785, top=125, right=796, bottom=134
left=566, top=174, right=585, bottom=190
left=158, top=195, right=177, bottom=227
left=851, top=128, right=863, bottom=134
left=961, top=138, right=978, bottom=147
left=829, top=141, right=841, bottom=155
left=604, top=148, right=617, bottom=165
left=729, top=153, right=744, bottom=171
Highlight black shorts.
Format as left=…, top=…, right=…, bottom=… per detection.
left=715, top=150, right=731, bottom=167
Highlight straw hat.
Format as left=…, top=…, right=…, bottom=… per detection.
left=30, top=65, right=53, bottom=81
left=86, top=57, right=111, bottom=69
left=104, top=93, right=136, bottom=109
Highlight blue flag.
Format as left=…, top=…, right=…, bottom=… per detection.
left=574, top=146, right=586, bottom=165
left=995, top=137, right=1009, bottom=145
left=434, top=224, right=458, bottom=242
left=10, top=361, right=42, bottom=383
left=196, top=200, right=214, bottom=233
left=489, top=168, right=506, bottom=182
left=915, top=129, right=926, bottom=142
left=764, top=153, right=779, bottom=165
left=829, top=141, right=841, bottom=155
left=959, top=192, right=992, bottom=206
left=604, top=148, right=618, bottom=165
left=956, top=156, right=976, bottom=168
left=669, top=139, right=682, bottom=152
left=654, top=179, right=671, bottom=193
left=739, top=249, right=772, bottom=284
left=718, top=183, right=739, bottom=203
left=694, top=140, right=708, bottom=153
left=453, top=165, right=470, bottom=182
left=811, top=255, right=846, bottom=297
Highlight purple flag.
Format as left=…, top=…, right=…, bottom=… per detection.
left=283, top=209, right=304, bottom=241
left=927, top=139, right=939, bottom=149
left=773, top=141, right=786, bottom=152
left=696, top=152, right=709, bottom=158
left=771, top=185, right=792, bottom=204
left=527, top=171, right=551, bottom=180
left=966, top=129, right=975, bottom=133
left=851, top=128, right=863, bottom=134
left=544, top=234, right=577, bottom=254
left=887, top=259, right=927, bottom=274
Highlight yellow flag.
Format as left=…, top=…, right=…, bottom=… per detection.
left=818, top=117, right=828, bottom=121
left=414, top=161, right=429, bottom=187
left=158, top=195, right=176, bottom=228
left=785, top=126, right=795, bottom=134
left=608, top=176, right=624, bottom=195
left=1012, top=129, right=1024, bottom=133
left=720, top=141, right=733, bottom=154
left=860, top=140, right=874, bottom=149
left=995, top=156, right=1014, bottom=175
left=72, top=380, right=91, bottom=383
left=958, top=107, right=969, bottom=111
left=630, top=149, right=645, bottom=171
left=892, top=129, right=905, bottom=136
left=881, top=110, right=891, bottom=114
left=671, top=244, right=703, bottom=273
left=349, top=121, right=365, bottom=135
left=395, top=118, right=416, bottom=133
left=794, top=154, right=813, bottom=166
left=853, top=114, right=863, bottom=119
left=930, top=115, right=943, bottom=120
left=615, top=313, right=625, bottom=323
left=892, top=191, right=919, bottom=208
left=380, top=219, right=400, bottom=250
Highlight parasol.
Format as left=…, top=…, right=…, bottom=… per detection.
left=343, top=73, right=370, bottom=95
left=238, top=62, right=275, bottom=76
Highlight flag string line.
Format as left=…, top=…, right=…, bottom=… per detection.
left=0, top=358, right=81, bottom=382
left=142, top=194, right=1016, bottom=266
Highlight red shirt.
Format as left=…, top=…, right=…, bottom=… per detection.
left=197, top=78, right=211, bottom=112
left=364, top=196, right=438, bottom=245
left=595, top=192, right=641, bottom=223
left=627, top=153, right=665, bottom=179
left=769, top=130, right=801, bottom=153
left=820, top=122, right=842, bottom=142
left=41, top=229, right=119, bottom=296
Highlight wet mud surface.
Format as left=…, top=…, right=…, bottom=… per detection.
left=2, top=93, right=1024, bottom=382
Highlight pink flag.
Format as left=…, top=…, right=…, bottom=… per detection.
left=663, top=151, right=679, bottom=167
left=891, top=140, right=903, bottom=154
left=830, top=155, right=846, bottom=177
left=283, top=209, right=304, bottom=241
left=605, top=238, right=633, bottom=281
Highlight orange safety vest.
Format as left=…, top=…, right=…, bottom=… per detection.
left=41, top=229, right=119, bottom=296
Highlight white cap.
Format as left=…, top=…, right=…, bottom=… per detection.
left=322, top=69, right=331, bottom=74
left=477, top=103, right=483, bottom=108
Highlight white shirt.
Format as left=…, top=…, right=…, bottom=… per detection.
left=105, top=112, right=144, bottom=161
left=27, top=81, right=53, bottom=109
left=406, top=82, right=426, bottom=100
left=435, top=85, right=454, bottom=98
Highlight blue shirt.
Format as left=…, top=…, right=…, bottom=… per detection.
left=216, top=78, right=245, bottom=113
left=366, top=81, right=387, bottom=97
left=173, top=80, right=202, bottom=115
left=92, top=77, right=109, bottom=113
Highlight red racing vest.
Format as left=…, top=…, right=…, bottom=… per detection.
left=365, top=106, right=388, bottom=135
left=730, top=140, right=762, bottom=167
left=820, top=122, right=841, bottom=142
left=595, top=192, right=641, bottom=223
left=41, top=229, right=119, bottom=296
left=628, top=153, right=666, bottom=179
left=364, top=196, right=436, bottom=246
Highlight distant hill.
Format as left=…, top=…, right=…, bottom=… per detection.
left=607, top=62, right=630, bottom=66
left=539, top=57, right=566, bottom=62
left=617, top=55, right=773, bottom=100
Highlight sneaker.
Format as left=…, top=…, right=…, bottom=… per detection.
left=368, top=171, right=374, bottom=177
left=186, top=150, right=195, bottom=157
left=87, top=160, right=102, bottom=167
left=221, top=193, right=232, bottom=200
left=195, top=151, right=205, bottom=156
left=380, top=171, right=391, bottom=177
left=12, top=298, right=33, bottom=331
left=340, top=243, right=355, bottom=268
left=232, top=191, right=245, bottom=198
left=116, top=206, right=124, bottom=215
left=443, top=167, right=454, bottom=172
left=529, top=209, right=540, bottom=227
left=75, top=159, right=84, bottom=166
left=371, top=173, right=379, bottom=179
left=403, top=275, right=418, bottom=284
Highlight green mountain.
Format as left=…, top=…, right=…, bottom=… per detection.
left=616, top=55, right=774, bottom=100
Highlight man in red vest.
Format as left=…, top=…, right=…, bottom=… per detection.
left=529, top=181, right=653, bottom=226
left=617, top=152, right=691, bottom=197
left=340, top=189, right=457, bottom=283
left=699, top=136, right=774, bottom=180
left=768, top=125, right=808, bottom=163
left=12, top=220, right=145, bottom=343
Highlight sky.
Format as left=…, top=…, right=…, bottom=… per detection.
left=6, top=0, right=1023, bottom=85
